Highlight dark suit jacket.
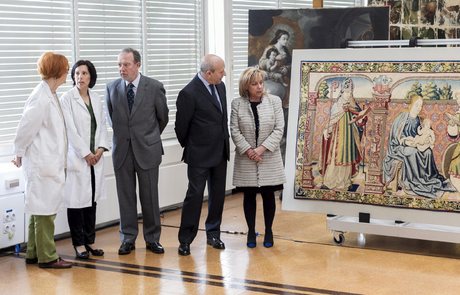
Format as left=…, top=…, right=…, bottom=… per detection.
left=106, top=74, right=169, bottom=170
left=175, top=74, right=230, bottom=167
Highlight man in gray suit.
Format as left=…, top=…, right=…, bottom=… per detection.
left=106, top=48, right=169, bottom=255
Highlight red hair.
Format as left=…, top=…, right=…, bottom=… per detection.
left=37, top=52, right=69, bottom=80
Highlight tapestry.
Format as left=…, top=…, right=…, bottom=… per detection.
left=369, top=0, right=460, bottom=40
left=291, top=47, right=460, bottom=212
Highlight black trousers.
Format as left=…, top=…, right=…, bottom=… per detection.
left=178, top=157, right=227, bottom=244
left=67, top=166, right=97, bottom=246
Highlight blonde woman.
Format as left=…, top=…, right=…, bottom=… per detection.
left=230, top=67, right=285, bottom=248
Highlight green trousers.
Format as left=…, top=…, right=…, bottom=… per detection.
left=26, top=215, right=59, bottom=264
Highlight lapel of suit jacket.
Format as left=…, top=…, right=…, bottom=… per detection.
left=116, top=79, right=129, bottom=117
left=194, top=75, right=222, bottom=113
left=130, top=74, right=146, bottom=117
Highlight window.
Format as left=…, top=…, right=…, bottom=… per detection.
left=0, top=0, right=203, bottom=150
left=76, top=0, right=143, bottom=95
left=281, top=1, right=313, bottom=8
left=324, top=0, right=361, bottom=8
left=144, top=0, right=203, bottom=138
left=0, top=0, right=73, bottom=146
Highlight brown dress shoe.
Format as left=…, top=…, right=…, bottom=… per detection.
left=38, top=257, right=72, bottom=269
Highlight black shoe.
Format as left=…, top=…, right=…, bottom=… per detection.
left=146, top=241, right=165, bottom=254
left=247, top=231, right=257, bottom=248
left=25, top=257, right=38, bottom=264
left=178, top=243, right=191, bottom=256
left=207, top=237, right=225, bottom=249
left=85, top=244, right=104, bottom=256
left=74, top=246, right=90, bottom=259
left=263, top=230, right=274, bottom=248
left=118, top=242, right=135, bottom=255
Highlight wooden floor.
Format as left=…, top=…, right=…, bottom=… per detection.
left=2, top=193, right=460, bottom=295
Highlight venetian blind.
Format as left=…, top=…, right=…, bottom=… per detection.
left=144, top=0, right=203, bottom=139
left=0, top=0, right=73, bottom=146
left=0, top=0, right=203, bottom=149
left=281, top=0, right=358, bottom=8
left=281, top=1, right=313, bottom=8
left=324, top=0, right=359, bottom=8
left=76, top=0, right=143, bottom=96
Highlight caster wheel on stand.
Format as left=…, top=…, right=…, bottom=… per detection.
left=333, top=232, right=345, bottom=245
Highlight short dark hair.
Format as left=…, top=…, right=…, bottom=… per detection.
left=121, top=48, right=141, bottom=64
left=71, top=60, right=97, bottom=88
left=266, top=47, right=279, bottom=59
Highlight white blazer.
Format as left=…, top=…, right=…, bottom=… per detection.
left=230, top=94, right=286, bottom=187
left=14, top=81, right=67, bottom=215
left=60, top=87, right=109, bottom=208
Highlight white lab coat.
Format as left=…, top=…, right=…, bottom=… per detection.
left=13, top=81, right=67, bottom=215
left=60, top=87, right=109, bottom=208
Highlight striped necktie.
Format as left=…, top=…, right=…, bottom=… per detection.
left=127, top=83, right=135, bottom=112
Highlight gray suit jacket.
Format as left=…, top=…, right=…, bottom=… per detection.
left=106, top=74, right=169, bottom=170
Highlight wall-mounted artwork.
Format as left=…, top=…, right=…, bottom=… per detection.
left=369, top=0, right=460, bottom=40
left=287, top=47, right=460, bottom=213
left=248, top=7, right=389, bottom=159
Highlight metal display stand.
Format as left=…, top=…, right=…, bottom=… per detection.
left=328, top=215, right=460, bottom=245
left=326, top=39, right=460, bottom=245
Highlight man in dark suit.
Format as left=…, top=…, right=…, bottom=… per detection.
left=175, top=54, right=230, bottom=256
left=106, top=48, right=169, bottom=255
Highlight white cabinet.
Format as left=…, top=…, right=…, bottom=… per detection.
left=0, top=163, right=25, bottom=249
